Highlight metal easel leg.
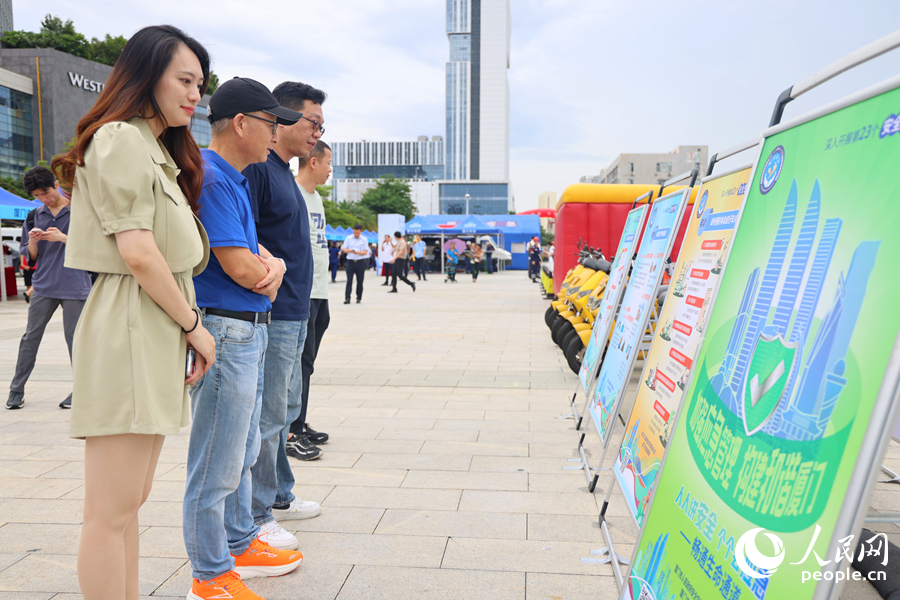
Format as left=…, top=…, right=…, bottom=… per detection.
left=558, top=389, right=579, bottom=421
left=879, top=464, right=900, bottom=484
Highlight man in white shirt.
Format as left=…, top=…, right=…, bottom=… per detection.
left=342, top=225, right=371, bottom=304
left=288, top=140, right=332, bottom=461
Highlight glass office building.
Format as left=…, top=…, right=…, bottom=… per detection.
left=0, top=85, right=33, bottom=179
left=445, top=0, right=510, bottom=183
left=439, top=182, right=508, bottom=215
left=191, top=105, right=212, bottom=147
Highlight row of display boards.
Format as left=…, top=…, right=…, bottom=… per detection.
left=565, top=30, right=900, bottom=600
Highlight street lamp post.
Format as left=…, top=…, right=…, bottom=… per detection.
left=464, top=192, right=471, bottom=215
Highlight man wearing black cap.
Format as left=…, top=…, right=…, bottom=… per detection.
left=242, top=82, right=328, bottom=553
left=183, top=77, right=303, bottom=599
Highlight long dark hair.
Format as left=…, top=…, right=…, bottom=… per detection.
left=52, top=25, right=210, bottom=214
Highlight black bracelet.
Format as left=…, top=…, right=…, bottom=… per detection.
left=183, top=308, right=200, bottom=333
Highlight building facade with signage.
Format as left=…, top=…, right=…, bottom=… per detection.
left=0, top=47, right=211, bottom=180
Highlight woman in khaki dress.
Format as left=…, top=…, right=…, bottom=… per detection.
left=52, top=26, right=216, bottom=600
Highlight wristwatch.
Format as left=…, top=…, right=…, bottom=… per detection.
left=276, top=258, right=287, bottom=273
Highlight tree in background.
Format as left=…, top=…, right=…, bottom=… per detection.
left=316, top=185, right=376, bottom=231
left=2, top=15, right=219, bottom=85
left=0, top=175, right=31, bottom=200
left=359, top=175, right=416, bottom=221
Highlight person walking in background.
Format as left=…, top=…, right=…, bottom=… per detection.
left=342, top=224, right=370, bottom=303
left=243, top=81, right=327, bottom=551
left=7, top=166, right=92, bottom=410
left=528, top=237, right=542, bottom=281
left=329, top=241, right=340, bottom=282
left=380, top=234, right=394, bottom=285
left=185, top=77, right=301, bottom=598
left=53, top=26, right=216, bottom=600
left=287, top=139, right=333, bottom=462
left=388, top=231, right=415, bottom=293
left=445, top=244, right=459, bottom=283
left=370, top=243, right=378, bottom=271
left=412, top=235, right=427, bottom=281
left=470, top=241, right=483, bottom=283
left=485, top=243, right=494, bottom=274
left=463, top=242, right=471, bottom=274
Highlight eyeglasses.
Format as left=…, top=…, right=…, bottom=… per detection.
left=301, top=116, right=325, bottom=135
left=243, top=113, right=279, bottom=135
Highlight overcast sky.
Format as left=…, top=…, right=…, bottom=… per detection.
left=14, top=0, right=900, bottom=210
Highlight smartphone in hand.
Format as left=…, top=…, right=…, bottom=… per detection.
left=186, top=348, right=196, bottom=378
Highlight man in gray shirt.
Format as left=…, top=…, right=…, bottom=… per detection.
left=7, top=166, right=91, bottom=410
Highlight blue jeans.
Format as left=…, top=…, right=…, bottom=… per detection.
left=183, top=315, right=268, bottom=581
left=251, top=319, right=307, bottom=526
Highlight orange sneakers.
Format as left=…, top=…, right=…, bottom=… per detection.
left=232, top=537, right=303, bottom=579
left=189, top=571, right=262, bottom=600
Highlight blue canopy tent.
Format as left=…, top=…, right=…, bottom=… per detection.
left=0, top=188, right=38, bottom=221
left=481, top=215, right=540, bottom=270
left=323, top=224, right=343, bottom=242
left=362, top=230, right=377, bottom=244
left=0, top=189, right=37, bottom=301
left=404, top=214, right=538, bottom=270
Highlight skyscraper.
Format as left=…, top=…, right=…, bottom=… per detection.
left=445, top=0, right=510, bottom=182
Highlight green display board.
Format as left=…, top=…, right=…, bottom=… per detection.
left=623, top=81, right=900, bottom=600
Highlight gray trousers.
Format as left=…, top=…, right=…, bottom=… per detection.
left=10, top=295, right=84, bottom=394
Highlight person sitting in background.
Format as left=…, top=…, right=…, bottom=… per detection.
left=470, top=241, right=483, bottom=282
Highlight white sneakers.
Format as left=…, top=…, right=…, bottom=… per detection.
left=257, top=520, right=299, bottom=550
left=272, top=499, right=322, bottom=521
left=256, top=499, right=322, bottom=551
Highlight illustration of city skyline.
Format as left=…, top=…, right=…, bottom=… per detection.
left=707, top=178, right=879, bottom=441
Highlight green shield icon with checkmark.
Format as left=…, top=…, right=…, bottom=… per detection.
left=742, top=332, right=798, bottom=436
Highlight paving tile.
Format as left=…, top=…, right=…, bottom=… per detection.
left=0, top=523, right=81, bottom=554
left=375, top=509, right=525, bottom=539
left=354, top=452, right=471, bottom=471
left=525, top=572, right=619, bottom=600
left=0, top=554, right=27, bottom=573
left=0, top=445, right=44, bottom=460
left=470, top=456, right=581, bottom=474
left=324, top=486, right=461, bottom=511
left=336, top=566, right=524, bottom=600
left=286, top=507, right=385, bottom=535
left=310, top=407, right=399, bottom=419
left=138, top=501, right=184, bottom=527
left=0, top=553, right=185, bottom=595
left=401, top=470, right=528, bottom=492
left=323, top=438, right=425, bottom=455
left=288, top=532, right=447, bottom=568
left=441, top=537, right=610, bottom=576
left=526, top=514, right=610, bottom=544
left=529, top=473, right=593, bottom=494
left=459, top=490, right=599, bottom=516
left=0, top=478, right=83, bottom=500
left=0, top=460, right=67, bottom=479
left=0, top=499, right=82, bottom=524
left=283, top=467, right=410, bottom=490
left=138, top=526, right=187, bottom=558
left=322, top=426, right=384, bottom=440
left=433, top=419, right=530, bottom=431
left=339, top=417, right=437, bottom=430
left=0, top=592, right=53, bottom=599
left=34, top=463, right=85, bottom=480
left=291, top=451, right=361, bottom=468
left=376, top=428, right=479, bottom=442
left=419, top=440, right=529, bottom=457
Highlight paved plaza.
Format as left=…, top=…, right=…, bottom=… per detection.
left=0, top=269, right=894, bottom=599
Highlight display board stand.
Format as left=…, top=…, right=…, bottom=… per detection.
left=620, top=31, right=900, bottom=600
left=595, top=152, right=756, bottom=590
left=573, top=177, right=696, bottom=500
left=562, top=193, right=653, bottom=430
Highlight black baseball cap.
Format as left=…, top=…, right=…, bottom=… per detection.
left=207, top=77, right=302, bottom=125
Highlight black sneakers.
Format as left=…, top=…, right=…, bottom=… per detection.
left=303, top=423, right=329, bottom=445
left=59, top=393, right=72, bottom=409
left=286, top=434, right=321, bottom=461
left=6, top=391, right=23, bottom=410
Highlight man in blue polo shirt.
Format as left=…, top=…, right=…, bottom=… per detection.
left=183, top=77, right=304, bottom=598
left=243, top=81, right=328, bottom=551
